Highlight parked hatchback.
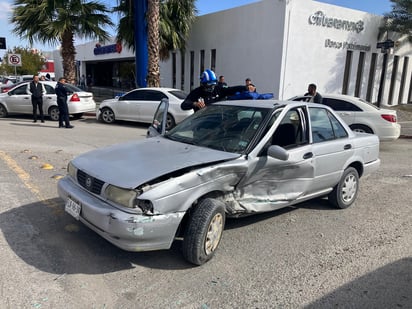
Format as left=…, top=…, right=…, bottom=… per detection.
left=0, top=81, right=96, bottom=120
left=291, top=94, right=401, bottom=141
left=97, top=87, right=193, bottom=129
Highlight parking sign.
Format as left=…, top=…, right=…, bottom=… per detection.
left=8, top=53, right=22, bottom=66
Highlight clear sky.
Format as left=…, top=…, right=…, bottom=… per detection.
left=0, top=0, right=393, bottom=58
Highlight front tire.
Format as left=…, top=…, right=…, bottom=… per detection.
left=182, top=198, right=226, bottom=265
left=49, top=106, right=59, bottom=121
left=0, top=104, right=8, bottom=118
left=101, top=108, right=115, bottom=124
left=328, top=167, right=359, bottom=209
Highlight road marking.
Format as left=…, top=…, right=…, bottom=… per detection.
left=0, top=150, right=62, bottom=213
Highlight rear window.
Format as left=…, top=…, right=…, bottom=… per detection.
left=64, top=84, right=83, bottom=93
left=169, top=90, right=188, bottom=100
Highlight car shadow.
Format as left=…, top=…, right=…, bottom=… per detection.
left=305, top=258, right=412, bottom=308
left=224, top=198, right=333, bottom=230
left=1, top=197, right=338, bottom=274
left=0, top=198, right=190, bottom=274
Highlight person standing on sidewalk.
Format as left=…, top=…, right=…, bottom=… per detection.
left=27, top=75, right=46, bottom=123
left=55, top=77, right=74, bottom=129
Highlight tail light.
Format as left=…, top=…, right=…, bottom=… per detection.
left=381, top=114, right=397, bottom=123
left=70, top=93, right=80, bottom=102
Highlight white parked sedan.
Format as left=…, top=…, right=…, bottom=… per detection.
left=96, top=87, right=193, bottom=129
left=0, top=81, right=96, bottom=121
left=291, top=94, right=401, bottom=141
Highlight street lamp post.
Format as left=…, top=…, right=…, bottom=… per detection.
left=376, top=38, right=394, bottom=107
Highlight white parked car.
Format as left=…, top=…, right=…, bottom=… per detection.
left=96, top=87, right=193, bottom=129
left=291, top=94, right=401, bottom=141
left=0, top=81, right=96, bottom=121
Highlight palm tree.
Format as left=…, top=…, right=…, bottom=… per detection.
left=113, top=0, right=197, bottom=86
left=382, top=0, right=412, bottom=42
left=147, top=0, right=160, bottom=87
left=11, top=0, right=113, bottom=82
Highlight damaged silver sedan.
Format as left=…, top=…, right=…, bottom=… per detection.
left=58, top=99, right=380, bottom=265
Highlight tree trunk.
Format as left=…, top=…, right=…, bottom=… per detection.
left=146, top=0, right=160, bottom=87
left=60, top=31, right=77, bottom=84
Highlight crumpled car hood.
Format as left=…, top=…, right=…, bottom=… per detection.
left=72, top=136, right=240, bottom=189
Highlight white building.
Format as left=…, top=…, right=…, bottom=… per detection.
left=56, top=0, right=412, bottom=105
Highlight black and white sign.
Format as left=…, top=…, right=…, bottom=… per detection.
left=8, top=53, right=22, bottom=66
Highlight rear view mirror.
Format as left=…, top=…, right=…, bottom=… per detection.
left=147, top=98, right=169, bottom=138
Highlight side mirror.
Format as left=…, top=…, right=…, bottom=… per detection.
left=267, top=145, right=289, bottom=161
left=147, top=98, right=169, bottom=138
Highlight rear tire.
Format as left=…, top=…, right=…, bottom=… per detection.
left=166, top=113, right=175, bottom=130
left=49, top=106, right=59, bottom=121
left=328, top=167, right=359, bottom=209
left=182, top=198, right=226, bottom=265
left=101, top=108, right=115, bottom=124
left=350, top=124, right=373, bottom=134
left=0, top=104, right=8, bottom=118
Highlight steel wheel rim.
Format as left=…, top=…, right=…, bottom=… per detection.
left=50, top=108, right=59, bottom=121
left=341, top=174, right=357, bottom=203
left=204, top=213, right=223, bottom=255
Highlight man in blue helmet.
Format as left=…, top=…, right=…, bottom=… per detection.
left=181, top=69, right=246, bottom=112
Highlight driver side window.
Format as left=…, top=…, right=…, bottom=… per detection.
left=271, top=108, right=309, bottom=149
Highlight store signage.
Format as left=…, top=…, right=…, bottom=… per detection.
left=309, top=11, right=364, bottom=33
left=324, top=39, right=371, bottom=51
left=93, top=42, right=122, bottom=55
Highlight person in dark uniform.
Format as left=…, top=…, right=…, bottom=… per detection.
left=304, top=83, right=323, bottom=103
left=55, top=77, right=74, bottom=128
left=26, top=75, right=46, bottom=123
left=181, top=69, right=246, bottom=112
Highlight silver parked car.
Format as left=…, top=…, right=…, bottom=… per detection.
left=291, top=94, right=401, bottom=141
left=0, top=81, right=96, bottom=120
left=58, top=99, right=380, bottom=265
left=97, top=87, right=193, bottom=129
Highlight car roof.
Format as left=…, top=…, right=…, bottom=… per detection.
left=216, top=99, right=330, bottom=110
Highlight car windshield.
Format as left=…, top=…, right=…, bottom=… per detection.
left=165, top=104, right=269, bottom=153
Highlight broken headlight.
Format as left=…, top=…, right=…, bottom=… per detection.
left=105, top=185, right=138, bottom=209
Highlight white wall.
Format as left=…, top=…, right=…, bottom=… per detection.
left=160, top=0, right=287, bottom=94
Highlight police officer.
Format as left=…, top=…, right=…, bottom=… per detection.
left=181, top=69, right=246, bottom=112
left=55, top=77, right=74, bottom=128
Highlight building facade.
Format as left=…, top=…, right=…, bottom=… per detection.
left=58, top=0, right=412, bottom=105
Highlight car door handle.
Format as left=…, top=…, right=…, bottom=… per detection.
left=303, top=152, right=313, bottom=159
left=344, top=144, right=352, bottom=150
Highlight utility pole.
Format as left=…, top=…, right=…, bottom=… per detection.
left=376, top=38, right=394, bottom=107
left=134, top=0, right=148, bottom=88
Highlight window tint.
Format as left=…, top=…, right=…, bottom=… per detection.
left=329, top=111, right=348, bottom=139
left=322, top=98, right=362, bottom=111
left=145, top=90, right=167, bottom=101
left=45, top=84, right=55, bottom=94
left=64, top=84, right=82, bottom=94
left=11, top=85, right=28, bottom=95
left=271, top=107, right=309, bottom=148
left=309, top=107, right=348, bottom=143
left=169, top=90, right=188, bottom=100
left=121, top=90, right=167, bottom=101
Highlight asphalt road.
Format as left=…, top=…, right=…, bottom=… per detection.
left=0, top=115, right=411, bottom=308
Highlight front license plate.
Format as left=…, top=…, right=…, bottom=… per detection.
left=65, top=198, right=81, bottom=220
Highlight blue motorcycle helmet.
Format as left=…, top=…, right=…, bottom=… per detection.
left=200, top=69, right=217, bottom=92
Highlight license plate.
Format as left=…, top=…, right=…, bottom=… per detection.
left=65, top=198, right=81, bottom=220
